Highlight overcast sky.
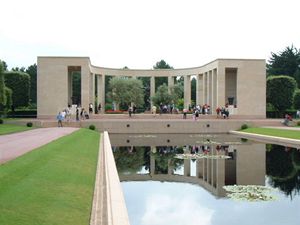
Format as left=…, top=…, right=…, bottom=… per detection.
left=0, top=0, right=299, bottom=69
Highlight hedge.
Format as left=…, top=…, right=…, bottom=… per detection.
left=6, top=109, right=37, bottom=118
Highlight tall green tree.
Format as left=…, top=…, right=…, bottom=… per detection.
left=267, top=46, right=300, bottom=86
left=107, top=77, right=144, bottom=108
left=0, top=62, right=6, bottom=114
left=267, top=75, right=297, bottom=113
left=26, top=63, right=37, bottom=104
left=4, top=71, right=30, bottom=107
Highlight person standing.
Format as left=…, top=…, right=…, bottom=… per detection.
left=56, top=112, right=64, bottom=127
left=128, top=106, right=133, bottom=117
left=76, top=107, right=79, bottom=121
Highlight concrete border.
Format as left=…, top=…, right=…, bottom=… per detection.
left=90, top=132, right=130, bottom=225
left=230, top=130, right=300, bottom=148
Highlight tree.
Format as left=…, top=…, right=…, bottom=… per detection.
left=0, top=62, right=6, bottom=114
left=294, top=90, right=300, bottom=109
left=0, top=60, right=8, bottom=71
left=153, top=60, right=173, bottom=69
left=266, top=75, right=297, bottom=113
left=12, top=67, right=26, bottom=72
left=26, top=64, right=37, bottom=104
left=107, top=77, right=144, bottom=109
left=4, top=71, right=30, bottom=107
left=170, top=83, right=183, bottom=104
left=267, top=46, right=300, bottom=86
left=151, top=83, right=172, bottom=106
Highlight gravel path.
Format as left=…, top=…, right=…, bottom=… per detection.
left=0, top=127, right=79, bottom=164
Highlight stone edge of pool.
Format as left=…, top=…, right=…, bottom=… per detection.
left=90, top=131, right=130, bottom=225
left=230, top=130, right=300, bottom=148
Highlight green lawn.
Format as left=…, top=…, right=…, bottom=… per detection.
left=0, top=124, right=33, bottom=135
left=241, top=127, right=300, bottom=140
left=0, top=129, right=100, bottom=225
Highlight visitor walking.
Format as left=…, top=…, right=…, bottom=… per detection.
left=183, top=108, right=188, bottom=119
left=128, top=106, right=133, bottom=117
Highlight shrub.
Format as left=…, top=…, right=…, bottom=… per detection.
left=297, top=121, right=300, bottom=126
left=241, top=124, right=249, bottom=130
left=0, top=119, right=3, bottom=124
left=26, top=122, right=33, bottom=127
left=89, top=124, right=96, bottom=130
left=241, top=138, right=248, bottom=143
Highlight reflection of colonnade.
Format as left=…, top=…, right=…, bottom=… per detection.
left=120, top=143, right=266, bottom=197
left=37, top=57, right=266, bottom=118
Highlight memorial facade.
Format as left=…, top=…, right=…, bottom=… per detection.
left=37, top=57, right=266, bottom=118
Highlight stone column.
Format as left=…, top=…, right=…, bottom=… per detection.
left=203, top=73, right=207, bottom=104
left=212, top=69, right=218, bottom=112
left=208, top=71, right=212, bottom=107
left=150, top=146, right=156, bottom=175
left=168, top=76, right=174, bottom=93
left=196, top=158, right=204, bottom=179
left=208, top=70, right=214, bottom=114
left=184, top=75, right=191, bottom=109
left=196, top=74, right=204, bottom=106
left=81, top=66, right=90, bottom=111
left=184, top=159, right=191, bottom=177
left=150, top=76, right=155, bottom=107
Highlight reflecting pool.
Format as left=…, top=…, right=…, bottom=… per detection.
left=110, top=134, right=300, bottom=225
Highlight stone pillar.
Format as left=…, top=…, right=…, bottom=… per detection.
left=196, top=74, right=204, bottom=106
left=184, top=159, right=191, bottom=176
left=184, top=75, right=191, bottom=109
left=150, top=146, right=156, bottom=175
left=196, top=158, right=204, bottom=179
left=212, top=69, right=218, bottom=113
left=209, top=70, right=213, bottom=113
left=81, top=66, right=90, bottom=111
left=150, top=76, right=155, bottom=107
left=168, top=76, right=174, bottom=93
left=203, top=73, right=207, bottom=104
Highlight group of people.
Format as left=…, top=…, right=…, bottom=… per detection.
left=57, top=103, right=100, bottom=127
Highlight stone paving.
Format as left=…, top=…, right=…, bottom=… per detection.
left=0, top=127, right=79, bottom=164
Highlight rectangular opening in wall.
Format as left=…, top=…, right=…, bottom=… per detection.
left=68, top=66, right=81, bottom=106
left=225, top=68, right=237, bottom=106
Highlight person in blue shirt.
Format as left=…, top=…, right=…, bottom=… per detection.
left=56, top=112, right=64, bottom=127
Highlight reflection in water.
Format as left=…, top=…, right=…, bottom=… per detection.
left=266, top=145, right=300, bottom=198
left=111, top=134, right=300, bottom=225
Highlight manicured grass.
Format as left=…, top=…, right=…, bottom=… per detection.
left=241, top=127, right=300, bottom=140
left=0, top=124, right=33, bottom=135
left=0, top=129, right=100, bottom=225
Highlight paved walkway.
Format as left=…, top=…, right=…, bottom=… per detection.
left=0, top=127, right=79, bottom=164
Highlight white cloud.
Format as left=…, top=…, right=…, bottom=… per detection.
left=141, top=194, right=214, bottom=225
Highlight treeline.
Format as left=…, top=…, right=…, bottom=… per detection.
left=266, top=46, right=300, bottom=117
left=0, top=60, right=37, bottom=116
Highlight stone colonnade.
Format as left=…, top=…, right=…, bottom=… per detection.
left=37, top=57, right=266, bottom=118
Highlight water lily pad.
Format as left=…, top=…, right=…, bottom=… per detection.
left=223, top=185, right=277, bottom=202
left=174, top=153, right=231, bottom=160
